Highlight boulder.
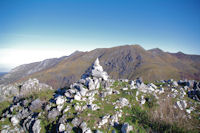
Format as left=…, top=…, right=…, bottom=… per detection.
left=79, top=87, right=88, bottom=96
left=65, top=91, right=72, bottom=98
left=57, top=104, right=64, bottom=112
left=20, top=78, right=52, bottom=95
left=29, top=98, right=43, bottom=111
left=116, top=98, right=129, bottom=108
left=32, top=119, right=41, bottom=133
left=88, top=104, right=100, bottom=111
left=71, top=117, right=82, bottom=127
left=65, top=124, right=72, bottom=133
left=11, top=116, right=19, bottom=126
left=86, top=78, right=96, bottom=90
left=172, top=81, right=178, bottom=87
left=48, top=108, right=60, bottom=120
left=74, top=94, right=82, bottom=101
left=98, top=115, right=110, bottom=127
left=80, top=122, right=91, bottom=133
left=122, top=88, right=128, bottom=91
left=56, top=96, right=65, bottom=105
left=74, top=104, right=82, bottom=111
left=0, top=84, right=19, bottom=102
left=59, top=123, right=65, bottom=132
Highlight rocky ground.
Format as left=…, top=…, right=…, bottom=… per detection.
left=0, top=58, right=200, bottom=133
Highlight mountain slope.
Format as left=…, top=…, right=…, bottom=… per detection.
left=19, top=45, right=200, bottom=89
left=0, top=56, right=68, bottom=85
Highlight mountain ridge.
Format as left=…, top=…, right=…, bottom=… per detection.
left=1, top=44, right=200, bottom=89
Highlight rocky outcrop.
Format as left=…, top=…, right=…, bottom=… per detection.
left=0, top=78, right=52, bottom=102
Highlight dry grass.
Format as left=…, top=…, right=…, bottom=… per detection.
left=150, top=97, right=198, bottom=131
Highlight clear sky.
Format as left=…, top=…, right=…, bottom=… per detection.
left=0, top=0, right=200, bottom=72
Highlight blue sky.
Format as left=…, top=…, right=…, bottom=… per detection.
left=0, top=0, right=200, bottom=72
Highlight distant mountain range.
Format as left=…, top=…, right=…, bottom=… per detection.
left=0, top=45, right=200, bottom=89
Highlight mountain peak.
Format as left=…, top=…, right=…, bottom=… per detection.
left=69, top=50, right=83, bottom=56
left=148, top=48, right=163, bottom=52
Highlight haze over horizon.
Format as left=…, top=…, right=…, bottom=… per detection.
left=0, top=0, right=200, bottom=72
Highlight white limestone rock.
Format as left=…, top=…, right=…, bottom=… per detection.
left=79, top=87, right=88, bottom=96
left=122, top=88, right=128, bottom=91
left=176, top=100, right=187, bottom=110
left=88, top=104, right=100, bottom=111
left=56, top=96, right=65, bottom=105
left=115, top=98, right=129, bottom=108
left=59, top=123, right=65, bottom=132
left=32, top=119, right=41, bottom=133
left=11, top=116, right=19, bottom=126
left=63, top=106, right=70, bottom=113
left=74, top=94, right=82, bottom=101
left=98, top=115, right=110, bottom=128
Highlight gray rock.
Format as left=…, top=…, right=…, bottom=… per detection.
left=32, top=119, right=41, bottom=133
left=117, top=98, right=129, bottom=108
left=18, top=108, right=31, bottom=119
left=56, top=96, right=65, bottom=105
left=65, top=123, right=72, bottom=133
left=98, top=115, right=110, bottom=127
left=29, top=98, right=43, bottom=111
left=65, top=91, right=73, bottom=98
left=80, top=122, right=88, bottom=132
left=86, top=78, right=96, bottom=90
left=74, top=93, right=82, bottom=101
left=79, top=87, right=88, bottom=96
left=59, top=123, right=65, bottom=132
left=0, top=84, right=19, bottom=101
left=172, top=81, right=178, bottom=87
left=48, top=108, right=60, bottom=120
left=11, top=115, right=19, bottom=126
left=20, top=78, right=52, bottom=95
left=58, top=115, right=67, bottom=124
left=88, top=104, right=100, bottom=111
left=45, top=104, right=51, bottom=112
left=71, top=117, right=82, bottom=127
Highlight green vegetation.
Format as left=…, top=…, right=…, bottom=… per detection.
left=25, top=89, right=55, bottom=101
left=144, top=94, right=158, bottom=109
left=0, top=101, right=11, bottom=116
left=0, top=118, right=11, bottom=130
left=154, top=82, right=166, bottom=87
